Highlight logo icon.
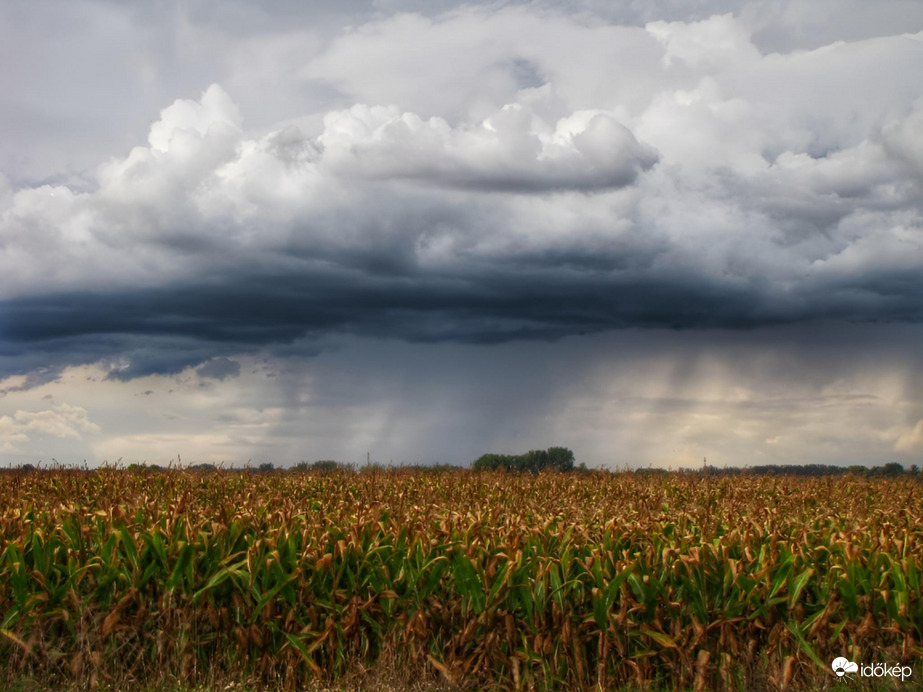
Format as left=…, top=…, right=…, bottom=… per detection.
left=832, top=657, right=859, bottom=678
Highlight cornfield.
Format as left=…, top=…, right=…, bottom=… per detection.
left=1, top=468, right=921, bottom=690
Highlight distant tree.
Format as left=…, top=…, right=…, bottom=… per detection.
left=518, top=450, right=545, bottom=473
left=877, top=462, right=904, bottom=477
left=473, top=453, right=516, bottom=471
left=472, top=447, right=577, bottom=473
left=414, top=463, right=461, bottom=472
left=257, top=462, right=275, bottom=473
left=744, top=464, right=844, bottom=477
left=311, top=460, right=341, bottom=472
left=635, top=467, right=669, bottom=477
left=546, top=447, right=575, bottom=472
left=189, top=463, right=217, bottom=472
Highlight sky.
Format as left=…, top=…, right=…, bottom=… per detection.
left=2, top=0, right=923, bottom=469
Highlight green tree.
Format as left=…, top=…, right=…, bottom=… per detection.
left=546, top=447, right=575, bottom=472
left=473, top=453, right=515, bottom=471
left=472, top=447, right=577, bottom=473
left=311, top=460, right=341, bottom=472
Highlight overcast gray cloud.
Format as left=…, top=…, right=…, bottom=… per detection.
left=1, top=1, right=922, bottom=467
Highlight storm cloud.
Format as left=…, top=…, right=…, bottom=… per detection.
left=3, top=39, right=923, bottom=378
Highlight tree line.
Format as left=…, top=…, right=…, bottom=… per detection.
left=666, top=462, right=920, bottom=477
left=471, top=447, right=582, bottom=473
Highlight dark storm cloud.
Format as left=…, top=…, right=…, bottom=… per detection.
left=0, top=366, right=67, bottom=396
left=196, top=358, right=242, bottom=381
left=2, top=248, right=922, bottom=384
left=1, top=7, right=923, bottom=384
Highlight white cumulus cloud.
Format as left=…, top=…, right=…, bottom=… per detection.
left=0, top=403, right=101, bottom=452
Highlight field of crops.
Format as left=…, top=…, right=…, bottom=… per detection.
left=1, top=468, right=921, bottom=691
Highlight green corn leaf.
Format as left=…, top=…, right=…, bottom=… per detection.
left=788, top=567, right=814, bottom=610
left=769, top=554, right=795, bottom=600
left=118, top=524, right=140, bottom=573
left=786, top=620, right=826, bottom=671
left=451, top=553, right=485, bottom=615
left=168, top=543, right=192, bottom=591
